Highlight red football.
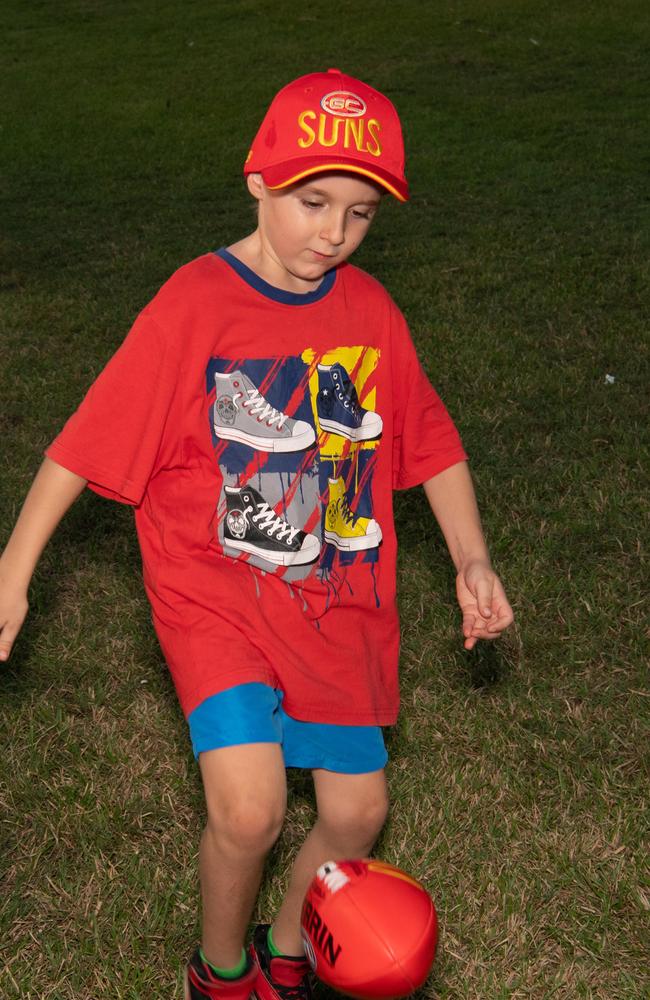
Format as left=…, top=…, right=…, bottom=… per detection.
left=300, top=859, right=437, bottom=999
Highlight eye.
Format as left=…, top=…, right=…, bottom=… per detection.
left=302, top=199, right=324, bottom=210
left=351, top=208, right=374, bottom=221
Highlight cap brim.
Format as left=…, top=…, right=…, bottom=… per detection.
left=256, top=158, right=409, bottom=202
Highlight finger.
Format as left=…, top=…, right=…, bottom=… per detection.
left=462, top=605, right=493, bottom=628
left=475, top=577, right=494, bottom=619
left=490, top=583, right=513, bottom=616
left=468, top=626, right=496, bottom=641
left=467, top=619, right=510, bottom=642
left=486, top=607, right=515, bottom=632
left=461, top=611, right=477, bottom=638
left=0, top=622, right=21, bottom=661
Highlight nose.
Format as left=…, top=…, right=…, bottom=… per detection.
left=320, top=211, right=346, bottom=247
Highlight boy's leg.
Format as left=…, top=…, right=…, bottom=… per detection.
left=269, top=768, right=389, bottom=955
left=199, top=743, right=288, bottom=967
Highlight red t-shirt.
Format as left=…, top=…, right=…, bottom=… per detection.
left=47, top=252, right=467, bottom=723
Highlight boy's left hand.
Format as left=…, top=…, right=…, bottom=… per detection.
left=456, top=560, right=514, bottom=650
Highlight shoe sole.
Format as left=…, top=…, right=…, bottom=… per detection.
left=318, top=417, right=382, bottom=441
left=324, top=526, right=382, bottom=551
left=225, top=538, right=321, bottom=566
left=185, top=967, right=260, bottom=1000
left=214, top=424, right=315, bottom=452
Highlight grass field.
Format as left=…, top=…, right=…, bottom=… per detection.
left=1, top=2, right=648, bottom=998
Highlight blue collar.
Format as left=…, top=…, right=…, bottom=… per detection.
left=215, top=247, right=336, bottom=305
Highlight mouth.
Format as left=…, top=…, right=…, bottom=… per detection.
left=309, top=250, right=337, bottom=260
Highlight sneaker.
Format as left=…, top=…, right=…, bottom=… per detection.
left=324, top=477, right=382, bottom=551
left=316, top=363, right=383, bottom=442
left=249, top=924, right=313, bottom=1000
left=214, top=371, right=315, bottom=452
left=185, top=948, right=259, bottom=1000
left=223, top=485, right=321, bottom=566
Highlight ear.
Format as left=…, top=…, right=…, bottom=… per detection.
left=246, top=173, right=265, bottom=201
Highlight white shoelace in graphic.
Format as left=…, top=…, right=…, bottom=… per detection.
left=243, top=502, right=299, bottom=544
left=234, top=388, right=288, bottom=429
left=333, top=375, right=361, bottom=416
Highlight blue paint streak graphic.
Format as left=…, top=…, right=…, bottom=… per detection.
left=369, top=561, right=380, bottom=608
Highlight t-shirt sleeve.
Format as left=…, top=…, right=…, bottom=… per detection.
left=391, top=307, right=468, bottom=490
left=46, top=310, right=178, bottom=506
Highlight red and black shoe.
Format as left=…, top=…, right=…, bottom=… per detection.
left=185, top=948, right=259, bottom=1000
left=249, top=924, right=313, bottom=1000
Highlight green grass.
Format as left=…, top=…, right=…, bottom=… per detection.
left=1, top=2, right=648, bottom=998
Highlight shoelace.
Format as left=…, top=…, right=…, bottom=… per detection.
left=244, top=502, right=299, bottom=544
left=335, top=496, right=356, bottom=526
left=237, top=388, right=288, bottom=429
left=335, top=377, right=361, bottom=417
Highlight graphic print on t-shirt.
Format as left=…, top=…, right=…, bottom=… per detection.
left=206, top=348, right=383, bottom=606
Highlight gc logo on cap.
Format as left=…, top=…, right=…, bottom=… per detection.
left=321, top=91, right=367, bottom=117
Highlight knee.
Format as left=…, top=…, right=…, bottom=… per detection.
left=319, top=787, right=389, bottom=847
left=206, top=793, right=285, bottom=856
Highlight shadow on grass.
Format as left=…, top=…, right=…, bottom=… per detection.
left=460, top=640, right=507, bottom=690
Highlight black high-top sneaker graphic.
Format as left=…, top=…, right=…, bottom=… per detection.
left=223, top=485, right=320, bottom=566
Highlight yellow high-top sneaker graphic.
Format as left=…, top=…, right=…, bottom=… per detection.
left=324, top=477, right=382, bottom=552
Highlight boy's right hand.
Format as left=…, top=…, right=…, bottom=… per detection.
left=0, top=580, right=29, bottom=661
left=0, top=458, right=88, bottom=662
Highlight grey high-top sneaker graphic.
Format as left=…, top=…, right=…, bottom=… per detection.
left=213, top=370, right=315, bottom=452
left=223, top=485, right=321, bottom=566
left=316, top=363, right=383, bottom=441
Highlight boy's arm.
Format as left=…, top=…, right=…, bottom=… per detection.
left=423, top=461, right=514, bottom=650
left=0, top=457, right=87, bottom=661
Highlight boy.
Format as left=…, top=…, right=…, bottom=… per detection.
left=0, top=69, right=513, bottom=999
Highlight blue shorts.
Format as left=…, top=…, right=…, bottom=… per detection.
left=188, top=683, right=387, bottom=774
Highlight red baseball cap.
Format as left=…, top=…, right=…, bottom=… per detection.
left=244, top=68, right=409, bottom=202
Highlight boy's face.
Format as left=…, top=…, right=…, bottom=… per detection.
left=247, top=172, right=382, bottom=292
